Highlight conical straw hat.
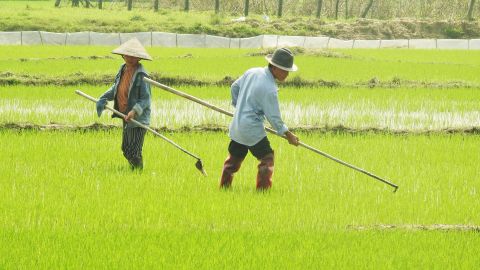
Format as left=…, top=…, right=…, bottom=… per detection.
left=111, top=37, right=152, bottom=61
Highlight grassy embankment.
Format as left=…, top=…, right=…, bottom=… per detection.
left=2, top=1, right=480, bottom=39
left=1, top=0, right=333, bottom=37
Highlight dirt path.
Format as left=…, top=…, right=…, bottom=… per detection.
left=346, top=224, right=480, bottom=232
left=2, top=122, right=479, bottom=135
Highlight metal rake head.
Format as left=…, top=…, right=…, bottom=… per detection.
left=195, top=159, right=207, bottom=177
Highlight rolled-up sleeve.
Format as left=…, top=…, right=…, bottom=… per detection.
left=96, top=85, right=115, bottom=117
left=263, top=92, right=288, bottom=136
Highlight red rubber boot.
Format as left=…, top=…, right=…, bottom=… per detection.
left=256, top=152, right=274, bottom=190
left=220, top=155, right=244, bottom=188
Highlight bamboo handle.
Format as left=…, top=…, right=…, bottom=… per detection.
left=75, top=90, right=202, bottom=161
left=143, top=78, right=399, bottom=191
left=143, top=77, right=288, bottom=139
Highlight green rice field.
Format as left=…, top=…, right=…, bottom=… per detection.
left=2, top=84, right=480, bottom=131
left=1, top=45, right=479, bottom=269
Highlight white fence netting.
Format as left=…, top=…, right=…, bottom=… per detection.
left=470, top=39, right=480, bottom=49
left=436, top=39, right=469, bottom=50
left=152, top=32, right=177, bottom=47
left=0, top=31, right=479, bottom=50
left=380, top=39, right=409, bottom=49
left=0, top=32, right=21, bottom=45
left=353, top=40, right=381, bottom=49
left=66, top=32, right=90, bottom=45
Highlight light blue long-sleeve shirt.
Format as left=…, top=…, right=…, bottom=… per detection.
left=228, top=67, right=289, bottom=146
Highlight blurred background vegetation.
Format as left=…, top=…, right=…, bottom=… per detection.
left=1, top=1, right=480, bottom=39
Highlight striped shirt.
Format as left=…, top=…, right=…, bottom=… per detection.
left=117, top=66, right=138, bottom=113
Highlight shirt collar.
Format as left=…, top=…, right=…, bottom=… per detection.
left=264, top=66, right=275, bottom=81
left=264, top=66, right=279, bottom=89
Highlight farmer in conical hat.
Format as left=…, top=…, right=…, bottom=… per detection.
left=96, top=37, right=153, bottom=170
left=220, top=48, right=300, bottom=190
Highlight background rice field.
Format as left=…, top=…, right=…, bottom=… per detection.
left=1, top=45, right=479, bottom=269
left=2, top=84, right=480, bottom=131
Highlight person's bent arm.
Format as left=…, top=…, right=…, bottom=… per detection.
left=96, top=85, right=115, bottom=117
left=230, top=75, right=243, bottom=108
left=125, top=109, right=136, bottom=122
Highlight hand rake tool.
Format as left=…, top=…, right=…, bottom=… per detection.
left=143, top=78, right=399, bottom=192
left=75, top=90, right=207, bottom=176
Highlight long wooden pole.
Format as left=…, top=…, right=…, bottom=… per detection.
left=75, top=90, right=207, bottom=176
left=144, top=78, right=399, bottom=192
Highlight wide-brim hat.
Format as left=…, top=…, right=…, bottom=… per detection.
left=265, top=48, right=298, bottom=72
left=111, top=37, right=152, bottom=61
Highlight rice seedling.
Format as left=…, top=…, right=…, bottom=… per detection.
left=332, top=48, right=480, bottom=65
left=1, top=46, right=479, bottom=84
left=1, top=130, right=479, bottom=269
left=2, top=85, right=479, bottom=131
left=2, top=44, right=479, bottom=269
left=0, top=45, right=262, bottom=60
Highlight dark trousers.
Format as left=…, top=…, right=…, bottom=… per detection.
left=228, top=137, right=274, bottom=159
left=221, top=137, right=275, bottom=189
left=122, top=121, right=147, bottom=160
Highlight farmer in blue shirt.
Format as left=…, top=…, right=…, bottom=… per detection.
left=220, top=48, right=300, bottom=190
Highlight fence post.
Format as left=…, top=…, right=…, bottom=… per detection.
left=98, top=0, right=102, bottom=9
left=154, top=0, right=158, bottom=11
left=185, top=0, right=189, bottom=11
left=278, top=0, right=283, bottom=17
left=215, top=0, right=220, bottom=13
left=316, top=0, right=323, bottom=18
left=245, top=0, right=249, bottom=16
left=128, top=0, right=132, bottom=11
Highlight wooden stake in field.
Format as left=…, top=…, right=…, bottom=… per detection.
left=75, top=90, right=207, bottom=177
left=144, top=77, right=399, bottom=192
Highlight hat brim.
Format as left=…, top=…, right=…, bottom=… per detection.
left=111, top=38, right=153, bottom=61
left=265, top=54, right=298, bottom=72
left=111, top=51, right=153, bottom=61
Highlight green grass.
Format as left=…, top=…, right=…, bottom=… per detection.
left=2, top=46, right=480, bottom=84
left=3, top=229, right=479, bottom=268
left=0, top=45, right=263, bottom=59
left=335, top=48, right=480, bottom=65
left=2, top=130, right=479, bottom=225
left=1, top=130, right=479, bottom=268
left=0, top=1, right=323, bottom=37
